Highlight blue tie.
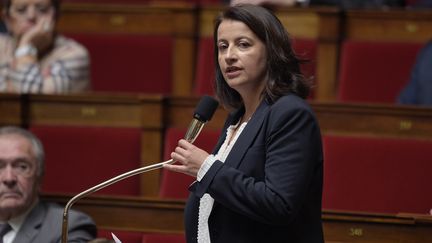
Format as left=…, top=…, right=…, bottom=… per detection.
left=0, top=224, right=11, bottom=243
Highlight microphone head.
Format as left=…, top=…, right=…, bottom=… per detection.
left=193, top=95, right=219, bottom=122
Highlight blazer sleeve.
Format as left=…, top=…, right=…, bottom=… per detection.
left=196, top=96, right=323, bottom=225
left=65, top=208, right=98, bottom=242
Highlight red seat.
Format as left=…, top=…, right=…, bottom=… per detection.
left=98, top=229, right=144, bottom=243
left=193, top=37, right=215, bottom=96
left=292, top=38, right=317, bottom=99
left=142, top=233, right=186, bottom=243
left=322, top=135, right=432, bottom=214
left=159, top=127, right=220, bottom=199
left=31, top=125, right=141, bottom=196
left=67, top=33, right=173, bottom=94
left=337, top=40, right=422, bottom=103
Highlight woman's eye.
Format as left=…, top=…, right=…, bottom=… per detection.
left=218, top=43, right=228, bottom=51
left=238, top=42, right=250, bottom=48
left=14, top=7, right=27, bottom=14
left=36, top=5, right=51, bottom=14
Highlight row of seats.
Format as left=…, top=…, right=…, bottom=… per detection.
left=98, top=229, right=185, bottom=243
left=36, top=123, right=432, bottom=215
left=160, top=130, right=432, bottom=215
left=196, top=37, right=424, bottom=103
left=58, top=3, right=426, bottom=104
left=337, top=41, right=423, bottom=103
left=73, top=32, right=421, bottom=103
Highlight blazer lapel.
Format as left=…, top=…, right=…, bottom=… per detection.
left=211, top=107, right=244, bottom=154
left=224, top=100, right=269, bottom=169
left=13, top=202, right=44, bottom=243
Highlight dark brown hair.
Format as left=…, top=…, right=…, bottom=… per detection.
left=2, top=0, right=61, bottom=19
left=214, top=4, right=311, bottom=110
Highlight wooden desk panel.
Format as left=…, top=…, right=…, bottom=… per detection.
left=312, top=102, right=432, bottom=140
left=27, top=93, right=158, bottom=128
left=322, top=210, right=432, bottom=243
left=0, top=94, right=22, bottom=126
left=42, top=194, right=432, bottom=242
left=345, top=10, right=432, bottom=43
left=164, top=97, right=432, bottom=141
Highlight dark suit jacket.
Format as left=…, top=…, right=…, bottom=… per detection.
left=397, top=41, right=432, bottom=106
left=13, top=201, right=97, bottom=243
left=185, top=94, right=324, bottom=243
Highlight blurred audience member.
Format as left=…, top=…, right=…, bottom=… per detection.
left=0, top=20, right=6, bottom=32
left=231, top=0, right=405, bottom=8
left=397, top=41, right=432, bottom=106
left=406, top=0, right=432, bottom=8
left=308, top=0, right=405, bottom=9
left=230, top=0, right=298, bottom=7
left=0, top=0, right=90, bottom=94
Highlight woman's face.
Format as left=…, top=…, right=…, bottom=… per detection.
left=5, top=0, right=54, bottom=38
left=217, top=19, right=268, bottom=94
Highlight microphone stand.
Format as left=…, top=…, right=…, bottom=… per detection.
left=61, top=119, right=205, bottom=243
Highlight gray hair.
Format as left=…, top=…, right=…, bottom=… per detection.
left=0, top=126, right=45, bottom=178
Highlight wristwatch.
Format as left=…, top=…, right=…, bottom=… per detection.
left=14, top=44, right=38, bottom=58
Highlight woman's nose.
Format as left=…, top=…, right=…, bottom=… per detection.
left=24, top=6, right=38, bottom=20
left=224, top=47, right=237, bottom=63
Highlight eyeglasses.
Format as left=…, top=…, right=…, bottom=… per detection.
left=9, top=3, right=53, bottom=18
left=0, top=160, right=35, bottom=177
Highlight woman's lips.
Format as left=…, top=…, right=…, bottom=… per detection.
left=225, top=67, right=242, bottom=79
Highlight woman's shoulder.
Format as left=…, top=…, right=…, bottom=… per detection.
left=53, top=35, right=89, bottom=57
left=271, top=94, right=313, bottom=114
left=0, top=34, right=13, bottom=49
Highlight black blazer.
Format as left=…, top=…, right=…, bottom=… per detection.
left=185, top=94, right=324, bottom=243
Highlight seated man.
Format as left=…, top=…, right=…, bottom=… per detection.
left=397, top=41, right=432, bottom=106
left=0, top=126, right=96, bottom=242
left=0, top=0, right=90, bottom=93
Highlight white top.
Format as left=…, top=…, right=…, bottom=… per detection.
left=197, top=120, right=249, bottom=243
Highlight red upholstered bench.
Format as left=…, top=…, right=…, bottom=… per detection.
left=293, top=38, right=317, bottom=99
left=66, top=33, right=173, bottom=94
left=31, top=125, right=141, bottom=196
left=97, top=230, right=186, bottom=243
left=142, top=233, right=186, bottom=243
left=193, top=37, right=215, bottom=96
left=322, top=135, right=432, bottom=214
left=337, top=40, right=423, bottom=103
left=159, top=127, right=220, bottom=199
left=98, top=229, right=144, bottom=243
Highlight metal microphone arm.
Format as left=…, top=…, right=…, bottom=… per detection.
left=61, top=119, right=205, bottom=243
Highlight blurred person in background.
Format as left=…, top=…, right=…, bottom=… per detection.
left=0, top=0, right=90, bottom=94
left=397, top=41, right=432, bottom=106
left=230, top=0, right=405, bottom=8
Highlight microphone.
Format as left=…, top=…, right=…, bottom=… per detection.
left=61, top=96, right=219, bottom=243
left=185, top=95, right=220, bottom=143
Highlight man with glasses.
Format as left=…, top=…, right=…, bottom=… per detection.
left=0, top=126, right=96, bottom=242
left=0, top=0, right=90, bottom=93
